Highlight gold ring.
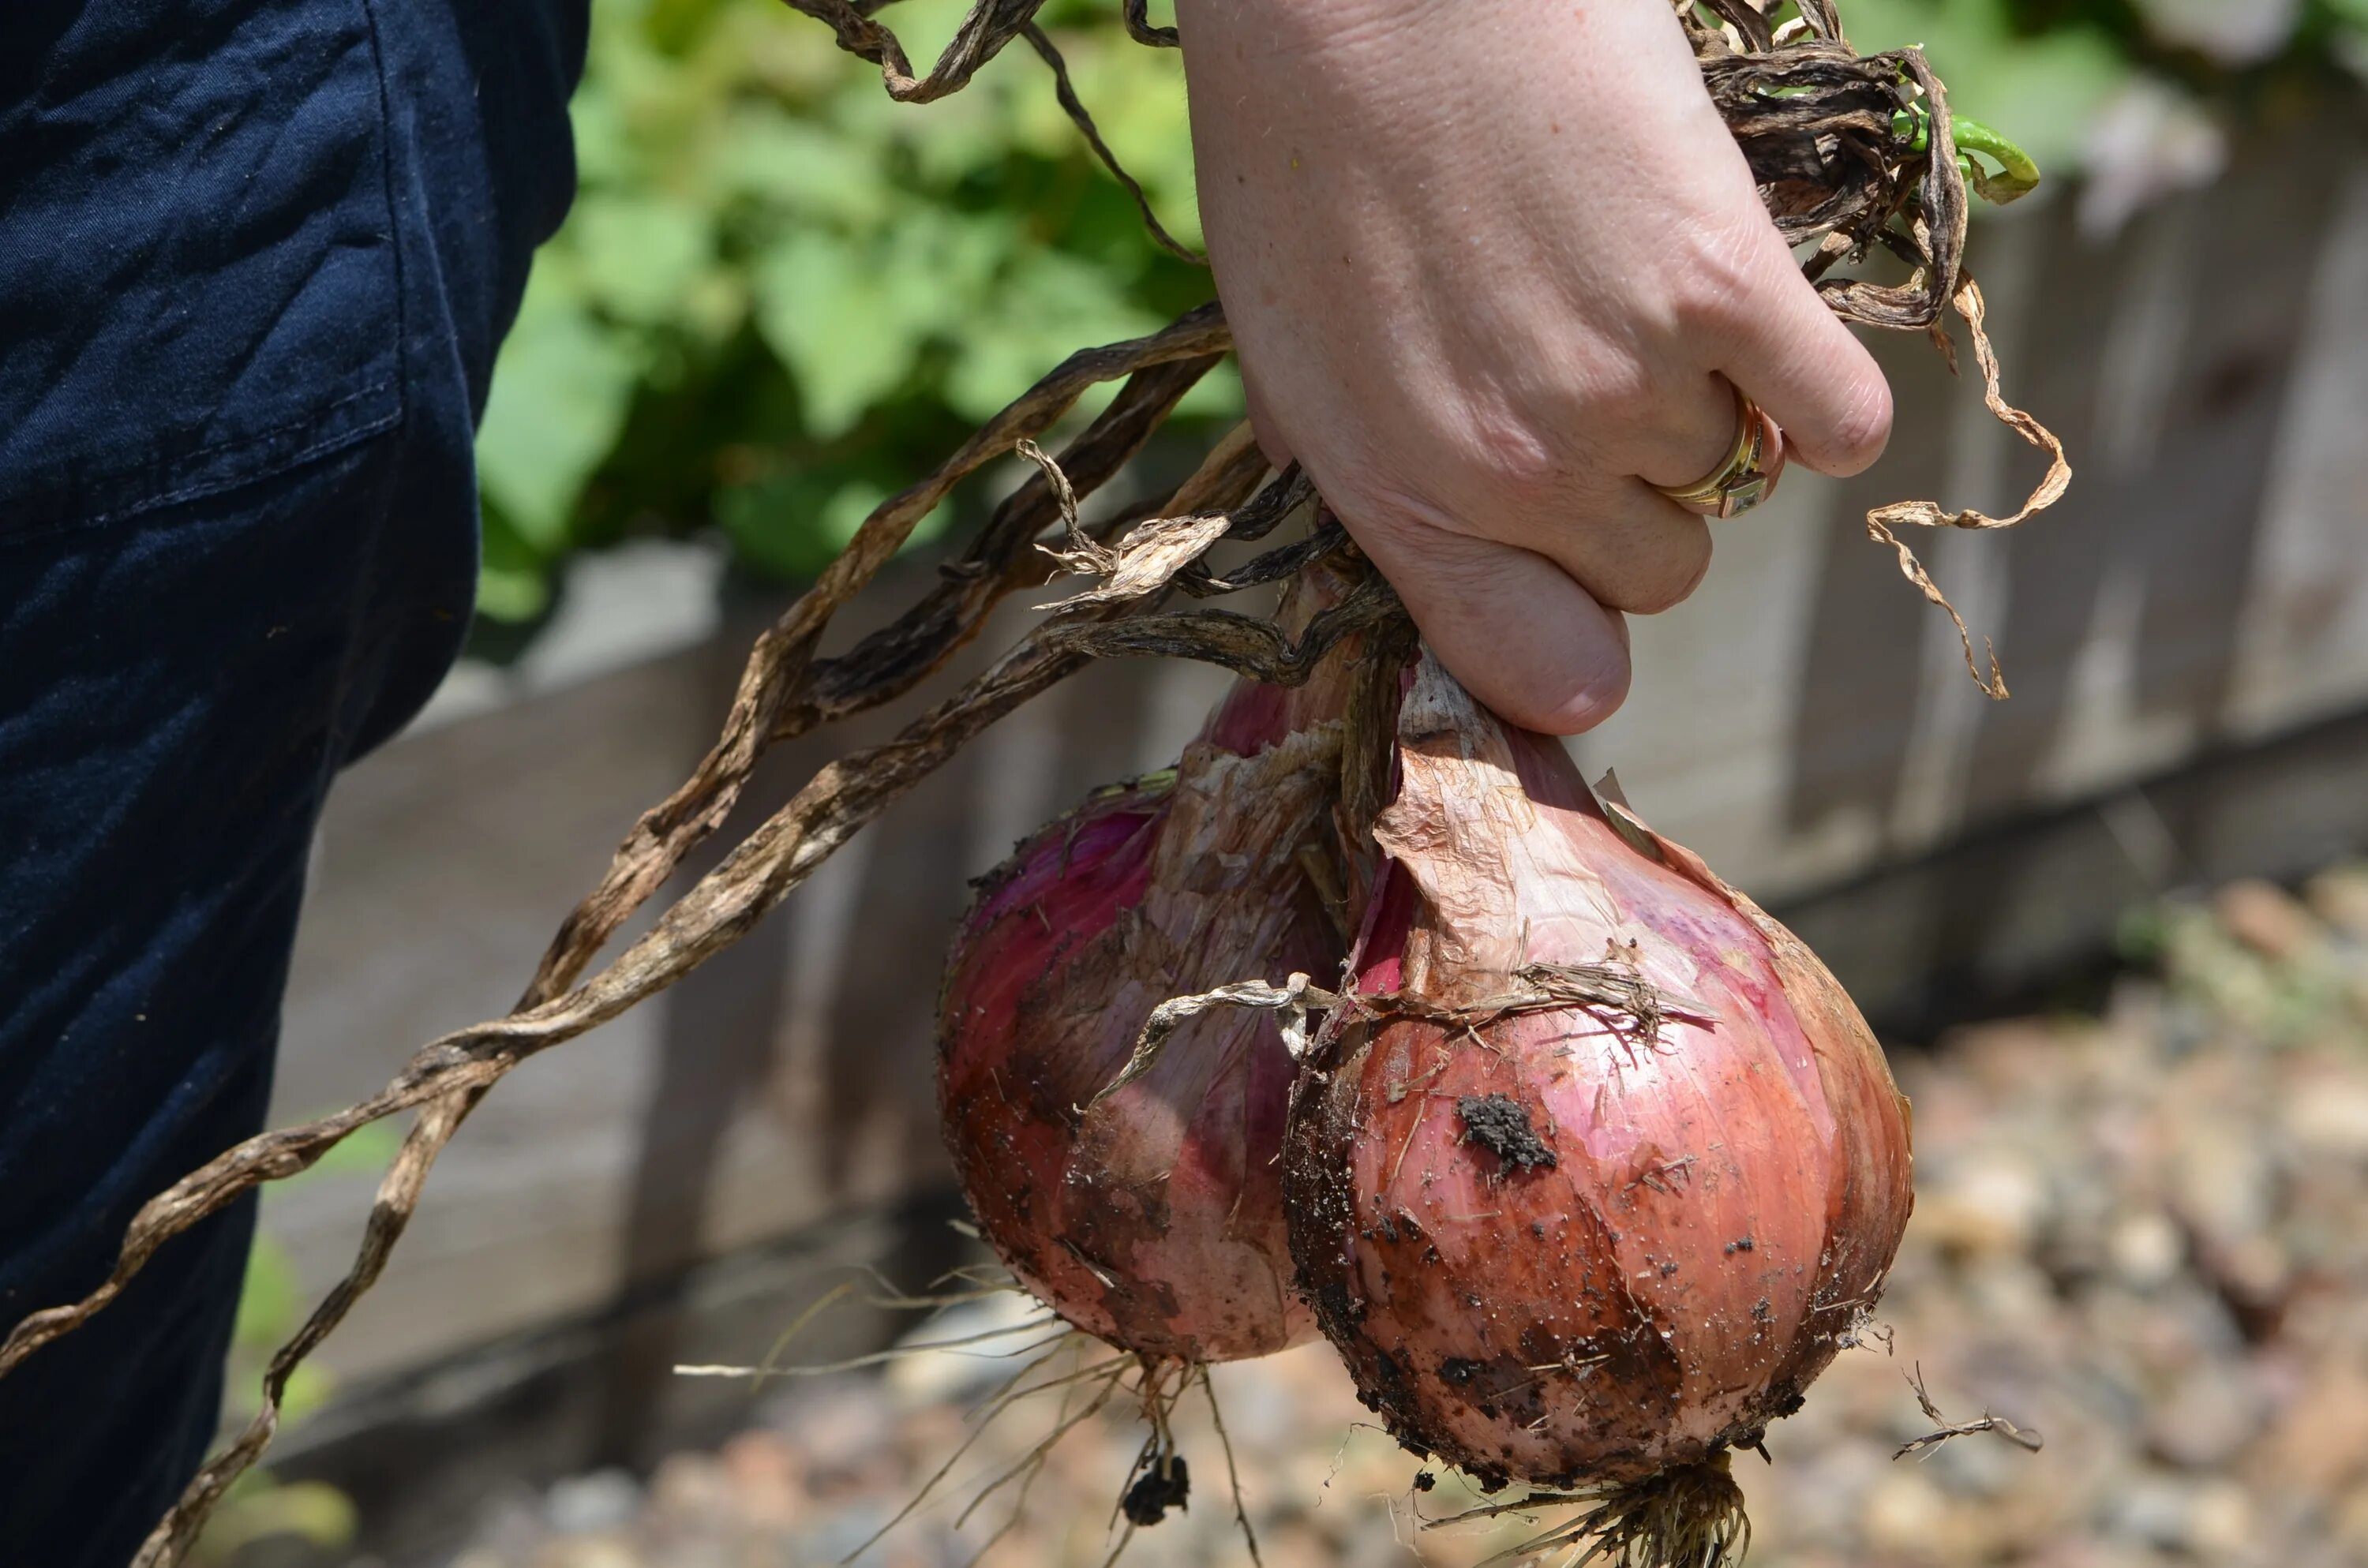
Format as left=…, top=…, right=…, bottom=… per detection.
left=1653, top=385, right=1786, bottom=519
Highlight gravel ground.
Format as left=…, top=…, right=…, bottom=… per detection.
left=445, top=866, right=2368, bottom=1568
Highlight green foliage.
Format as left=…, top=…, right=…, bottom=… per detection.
left=472, top=0, right=1229, bottom=622
left=473, top=0, right=2363, bottom=622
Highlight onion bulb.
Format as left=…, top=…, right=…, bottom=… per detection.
left=1284, top=652, right=1913, bottom=1514
left=937, top=577, right=1358, bottom=1366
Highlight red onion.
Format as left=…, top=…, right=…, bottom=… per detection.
left=936, top=586, right=1357, bottom=1365
left=1285, top=653, right=1914, bottom=1506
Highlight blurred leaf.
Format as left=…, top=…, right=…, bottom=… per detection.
left=755, top=208, right=1015, bottom=436
left=569, top=193, right=715, bottom=327
left=477, top=566, right=553, bottom=625
left=229, top=1232, right=341, bottom=1422
left=474, top=0, right=1223, bottom=604
left=2329, top=0, right=2368, bottom=76
left=477, top=503, right=557, bottom=623
left=1845, top=0, right=2134, bottom=170
left=193, top=1476, right=358, bottom=1564
left=1175, top=357, right=1246, bottom=421
left=476, top=268, right=646, bottom=553
left=945, top=246, right=1163, bottom=421
left=715, top=105, right=892, bottom=226
left=566, top=70, right=635, bottom=190
left=234, top=1235, right=303, bottom=1350
left=753, top=231, right=928, bottom=438
left=301, top=1118, right=405, bottom=1179
left=718, top=472, right=954, bottom=580
left=2115, top=901, right=2171, bottom=964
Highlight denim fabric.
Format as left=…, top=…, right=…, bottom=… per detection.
left=0, top=1, right=586, bottom=1560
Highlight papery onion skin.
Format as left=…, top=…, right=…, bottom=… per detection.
left=1284, top=654, right=1913, bottom=1488
left=937, top=601, right=1354, bottom=1364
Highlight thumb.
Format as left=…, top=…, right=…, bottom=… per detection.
left=1355, top=526, right=1633, bottom=737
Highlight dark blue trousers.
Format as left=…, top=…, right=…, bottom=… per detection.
left=0, top=2, right=585, bottom=1560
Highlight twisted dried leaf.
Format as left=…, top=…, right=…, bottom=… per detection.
left=776, top=0, right=1046, bottom=103
left=1894, top=1363, right=2045, bottom=1459
left=1122, top=0, right=1178, bottom=49
left=1865, top=276, right=2073, bottom=698
left=1022, top=24, right=1202, bottom=264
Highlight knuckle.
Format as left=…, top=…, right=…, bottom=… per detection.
left=1599, top=567, right=1692, bottom=618
left=1662, top=223, right=1770, bottom=345
left=1336, top=412, right=1572, bottom=547
left=1573, top=364, right=1662, bottom=455
left=1402, top=536, right=1516, bottom=604
left=1347, top=403, right=1591, bottom=540
left=1652, top=555, right=1714, bottom=616
left=1452, top=405, right=1576, bottom=522
left=1589, top=524, right=1712, bottom=617
left=1325, top=470, right=1459, bottom=555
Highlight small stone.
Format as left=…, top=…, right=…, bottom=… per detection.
left=2146, top=1362, right=2260, bottom=1470
left=2108, top=1471, right=2198, bottom=1549
left=1916, top=1156, right=2048, bottom=1256
left=1858, top=1470, right=1947, bottom=1555
left=718, top=1429, right=804, bottom=1525
left=2171, top=1125, right=2273, bottom=1244
left=766, top=1375, right=897, bottom=1461
left=881, top=1293, right=1046, bottom=1408
left=2334, top=1487, right=2368, bottom=1554
left=2185, top=1480, right=2253, bottom=1558
left=2213, top=1233, right=2291, bottom=1311
left=2214, top=879, right=2322, bottom=963
left=549, top=1539, right=642, bottom=1568
left=643, top=1454, right=733, bottom=1522
left=2282, top=1073, right=2368, bottom=1160
left=2302, top=863, right=2368, bottom=938
left=2107, top=1211, right=2183, bottom=1289
left=545, top=1469, right=642, bottom=1535
left=2257, top=1360, right=2368, bottom=1491
left=463, top=1488, right=549, bottom=1560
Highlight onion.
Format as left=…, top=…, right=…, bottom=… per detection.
left=1284, top=652, right=1914, bottom=1521
left=937, top=578, right=1358, bottom=1366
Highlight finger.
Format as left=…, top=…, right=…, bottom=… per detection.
left=1358, top=526, right=1632, bottom=736
left=1625, top=370, right=1752, bottom=497
left=1715, top=270, right=1893, bottom=478
left=1484, top=477, right=1713, bottom=618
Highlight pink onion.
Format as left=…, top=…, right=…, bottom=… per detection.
left=1285, top=653, right=1914, bottom=1495
left=936, top=587, right=1357, bottom=1365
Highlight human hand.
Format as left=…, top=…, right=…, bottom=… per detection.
left=1178, top=0, right=1894, bottom=734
